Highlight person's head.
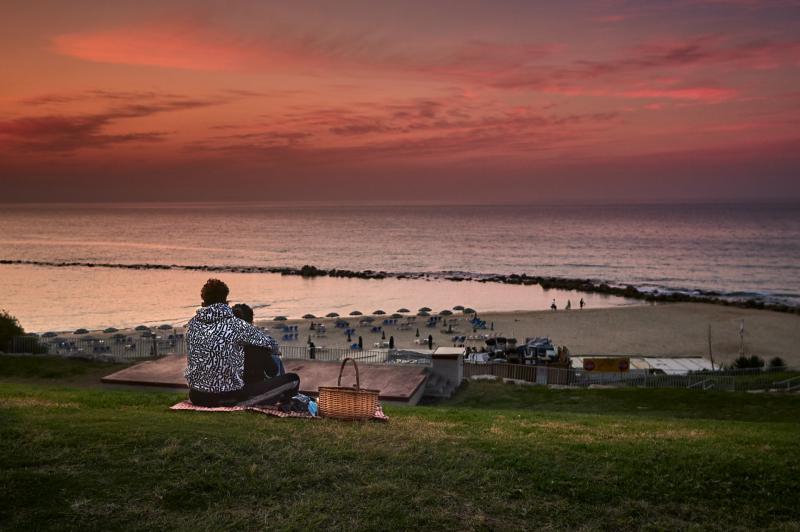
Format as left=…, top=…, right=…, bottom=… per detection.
left=231, top=303, right=254, bottom=324
left=200, top=278, right=229, bottom=307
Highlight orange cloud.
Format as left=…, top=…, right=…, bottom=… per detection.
left=52, top=24, right=271, bottom=71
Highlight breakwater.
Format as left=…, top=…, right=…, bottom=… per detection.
left=2, top=259, right=797, bottom=315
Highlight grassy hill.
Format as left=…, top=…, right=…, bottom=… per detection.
left=1, top=355, right=799, bottom=530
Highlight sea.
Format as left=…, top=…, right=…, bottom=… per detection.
left=1, top=201, right=798, bottom=332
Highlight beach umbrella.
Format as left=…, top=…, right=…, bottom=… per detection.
left=140, top=331, right=153, bottom=338
left=42, top=332, right=58, bottom=338
left=349, top=310, right=363, bottom=316
left=112, top=333, right=126, bottom=340
left=83, top=335, right=97, bottom=342
left=419, top=307, right=432, bottom=312
left=397, top=308, right=410, bottom=313
left=391, top=313, right=403, bottom=319
left=453, top=305, right=465, bottom=311
left=361, top=316, right=375, bottom=323
left=273, top=316, right=288, bottom=321
left=158, top=324, right=172, bottom=330
left=415, top=328, right=420, bottom=337
left=325, top=312, right=340, bottom=318
left=302, top=314, right=316, bottom=319
left=134, top=325, right=149, bottom=331
left=373, top=310, right=386, bottom=315
left=74, top=328, right=88, bottom=335
left=103, top=327, right=118, bottom=334
left=417, top=311, right=430, bottom=317
left=439, top=310, right=453, bottom=316
left=463, top=308, right=476, bottom=314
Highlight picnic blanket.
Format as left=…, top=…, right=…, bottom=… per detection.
left=170, top=400, right=389, bottom=421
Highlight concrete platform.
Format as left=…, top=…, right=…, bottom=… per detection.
left=102, top=355, right=429, bottom=404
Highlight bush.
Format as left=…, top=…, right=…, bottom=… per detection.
left=0, top=310, right=25, bottom=352
left=768, top=357, right=786, bottom=369
left=0, top=310, right=48, bottom=354
left=733, top=355, right=765, bottom=369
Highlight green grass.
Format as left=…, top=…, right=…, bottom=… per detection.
left=1, top=355, right=799, bottom=531
left=0, top=354, right=128, bottom=383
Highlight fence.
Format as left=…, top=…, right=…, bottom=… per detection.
left=5, top=335, right=181, bottom=362
left=464, top=362, right=800, bottom=392
left=5, top=335, right=390, bottom=364
left=280, top=344, right=389, bottom=364
left=8, top=332, right=798, bottom=392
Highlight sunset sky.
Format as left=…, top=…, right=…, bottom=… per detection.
left=1, top=0, right=799, bottom=203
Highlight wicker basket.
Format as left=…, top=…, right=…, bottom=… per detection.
left=318, top=358, right=379, bottom=420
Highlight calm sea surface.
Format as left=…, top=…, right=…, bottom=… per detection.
left=1, top=202, right=798, bottom=331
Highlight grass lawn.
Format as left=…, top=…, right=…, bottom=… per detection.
left=1, top=355, right=799, bottom=531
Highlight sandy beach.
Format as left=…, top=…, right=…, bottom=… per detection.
left=38, top=302, right=799, bottom=367
left=249, top=302, right=800, bottom=366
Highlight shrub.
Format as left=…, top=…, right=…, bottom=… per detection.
left=768, top=356, right=786, bottom=369
left=733, top=355, right=765, bottom=369
left=0, top=310, right=48, bottom=354
left=0, top=310, right=25, bottom=352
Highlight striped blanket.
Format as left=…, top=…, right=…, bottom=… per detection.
left=170, top=400, right=389, bottom=421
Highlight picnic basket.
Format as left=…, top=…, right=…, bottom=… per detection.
left=318, top=357, right=379, bottom=420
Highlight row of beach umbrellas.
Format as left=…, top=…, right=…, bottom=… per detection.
left=50, top=308, right=477, bottom=335
left=272, top=306, right=476, bottom=321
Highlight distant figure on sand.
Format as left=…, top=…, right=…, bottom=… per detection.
left=579, top=298, right=585, bottom=310
left=186, top=279, right=299, bottom=407
left=566, top=300, right=572, bottom=310
left=550, top=299, right=557, bottom=311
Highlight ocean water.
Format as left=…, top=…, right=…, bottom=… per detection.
left=1, top=202, right=798, bottom=331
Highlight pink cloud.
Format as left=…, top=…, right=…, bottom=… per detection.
left=52, top=24, right=269, bottom=71
left=621, top=86, right=738, bottom=102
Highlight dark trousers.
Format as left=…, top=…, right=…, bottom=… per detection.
left=189, top=346, right=299, bottom=407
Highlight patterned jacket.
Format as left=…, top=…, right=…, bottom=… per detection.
left=185, top=303, right=279, bottom=393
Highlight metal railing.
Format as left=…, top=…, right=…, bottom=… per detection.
left=4, top=335, right=390, bottom=364
left=5, top=335, right=182, bottom=362
left=280, top=344, right=389, bottom=364
left=6, top=333, right=797, bottom=393
left=464, top=362, right=800, bottom=392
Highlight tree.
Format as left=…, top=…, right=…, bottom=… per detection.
left=768, top=356, right=786, bottom=369
left=733, top=355, right=765, bottom=369
left=0, top=310, right=25, bottom=352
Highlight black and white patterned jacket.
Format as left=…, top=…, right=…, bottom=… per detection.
left=185, top=303, right=279, bottom=393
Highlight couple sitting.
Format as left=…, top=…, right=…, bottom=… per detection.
left=185, top=278, right=299, bottom=407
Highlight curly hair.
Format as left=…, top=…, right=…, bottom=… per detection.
left=200, top=278, right=229, bottom=306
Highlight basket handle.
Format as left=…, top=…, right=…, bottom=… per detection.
left=337, top=357, right=361, bottom=390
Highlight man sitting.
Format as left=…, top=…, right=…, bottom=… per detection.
left=185, top=278, right=300, bottom=407
left=231, top=303, right=286, bottom=377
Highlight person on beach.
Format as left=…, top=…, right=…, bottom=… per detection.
left=231, top=303, right=286, bottom=377
left=566, top=300, right=572, bottom=310
left=550, top=299, right=557, bottom=311
left=579, top=298, right=585, bottom=310
left=186, top=279, right=299, bottom=407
